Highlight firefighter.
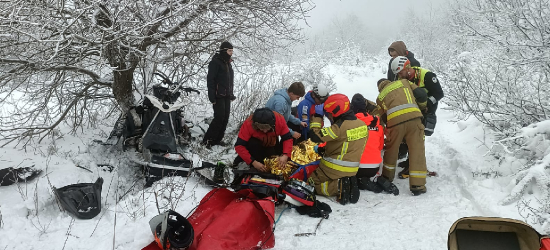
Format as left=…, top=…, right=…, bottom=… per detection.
left=350, top=94, right=399, bottom=195
left=391, top=55, right=445, bottom=179
left=376, top=58, right=429, bottom=195
left=308, top=94, right=368, bottom=205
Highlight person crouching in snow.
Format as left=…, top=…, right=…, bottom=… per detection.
left=307, top=94, right=368, bottom=205
left=233, top=108, right=293, bottom=173
left=350, top=94, right=399, bottom=195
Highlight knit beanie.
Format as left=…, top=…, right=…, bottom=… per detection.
left=351, top=93, right=367, bottom=114
left=219, top=41, right=233, bottom=51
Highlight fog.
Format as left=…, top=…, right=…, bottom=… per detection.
left=299, top=0, right=451, bottom=53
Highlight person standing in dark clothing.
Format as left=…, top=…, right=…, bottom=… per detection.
left=203, top=41, right=235, bottom=148
left=387, top=41, right=421, bottom=81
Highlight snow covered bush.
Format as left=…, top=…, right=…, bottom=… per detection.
left=447, top=0, right=550, bottom=229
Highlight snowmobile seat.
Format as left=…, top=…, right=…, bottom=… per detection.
left=448, top=217, right=542, bottom=250
left=53, top=177, right=103, bottom=219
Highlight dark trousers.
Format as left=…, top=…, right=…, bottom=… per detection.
left=203, top=98, right=231, bottom=145
left=233, top=137, right=282, bottom=166
left=287, top=122, right=305, bottom=145
left=356, top=168, right=378, bottom=179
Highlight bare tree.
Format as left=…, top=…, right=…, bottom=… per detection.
left=0, top=0, right=313, bottom=145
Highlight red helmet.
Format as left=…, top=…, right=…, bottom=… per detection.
left=323, top=94, right=350, bottom=117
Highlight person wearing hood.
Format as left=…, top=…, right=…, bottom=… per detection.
left=387, top=41, right=421, bottom=81
left=203, top=41, right=235, bottom=148
left=265, top=82, right=307, bottom=140
left=295, top=83, right=330, bottom=143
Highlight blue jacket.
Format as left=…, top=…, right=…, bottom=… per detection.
left=266, top=89, right=302, bottom=133
left=297, top=91, right=317, bottom=134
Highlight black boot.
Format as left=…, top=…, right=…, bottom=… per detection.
left=398, top=159, right=410, bottom=179
left=349, top=176, right=360, bottom=204
left=377, top=176, right=399, bottom=196
left=337, top=177, right=351, bottom=205
left=358, top=177, right=384, bottom=193
left=411, top=185, right=427, bottom=196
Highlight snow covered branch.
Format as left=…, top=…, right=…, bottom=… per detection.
left=0, top=0, right=313, bottom=144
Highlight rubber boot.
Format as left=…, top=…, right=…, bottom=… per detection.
left=411, top=185, right=427, bottom=196
left=357, top=177, right=384, bottom=193
left=338, top=177, right=351, bottom=205
left=349, top=176, right=360, bottom=204
left=377, top=176, right=400, bottom=196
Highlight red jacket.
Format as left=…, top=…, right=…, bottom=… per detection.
left=235, top=111, right=293, bottom=164
left=356, top=113, right=384, bottom=168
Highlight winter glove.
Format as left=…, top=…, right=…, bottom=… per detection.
left=314, top=104, right=324, bottom=116
left=316, top=144, right=325, bottom=156
left=423, top=113, right=437, bottom=136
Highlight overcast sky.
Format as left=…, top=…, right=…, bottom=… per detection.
left=300, top=0, right=448, bottom=47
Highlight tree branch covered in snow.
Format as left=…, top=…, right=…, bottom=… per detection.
left=441, top=0, right=550, bottom=229
left=0, top=0, right=313, bottom=145
left=447, top=0, right=550, bottom=137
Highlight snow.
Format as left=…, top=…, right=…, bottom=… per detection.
left=0, top=59, right=546, bottom=250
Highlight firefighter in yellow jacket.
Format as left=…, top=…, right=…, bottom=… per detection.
left=308, top=94, right=368, bottom=205
left=376, top=57, right=429, bottom=195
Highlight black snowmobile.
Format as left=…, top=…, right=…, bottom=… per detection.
left=112, top=72, right=199, bottom=180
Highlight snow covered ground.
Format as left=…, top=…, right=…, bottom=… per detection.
left=0, top=60, right=538, bottom=249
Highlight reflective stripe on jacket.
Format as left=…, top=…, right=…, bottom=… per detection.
left=376, top=79, right=426, bottom=128
left=310, top=114, right=368, bottom=173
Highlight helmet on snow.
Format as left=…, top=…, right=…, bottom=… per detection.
left=390, top=56, right=410, bottom=75
left=252, top=108, right=276, bottom=131
left=149, top=210, right=194, bottom=250
left=53, top=177, right=103, bottom=219
left=323, top=94, right=350, bottom=118
left=312, top=84, right=329, bottom=101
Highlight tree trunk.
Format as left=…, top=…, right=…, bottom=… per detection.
left=112, top=68, right=135, bottom=113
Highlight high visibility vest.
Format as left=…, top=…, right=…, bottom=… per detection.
left=411, top=66, right=430, bottom=90
left=356, top=113, right=383, bottom=168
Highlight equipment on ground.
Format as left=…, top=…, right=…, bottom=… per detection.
left=0, top=166, right=42, bottom=186
left=448, top=216, right=550, bottom=250
left=109, top=72, right=199, bottom=183
left=53, top=177, right=103, bottom=219
left=149, top=210, right=194, bottom=250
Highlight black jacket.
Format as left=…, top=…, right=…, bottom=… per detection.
left=207, top=53, right=235, bottom=103
left=387, top=51, right=421, bottom=81
left=414, top=70, right=444, bottom=114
